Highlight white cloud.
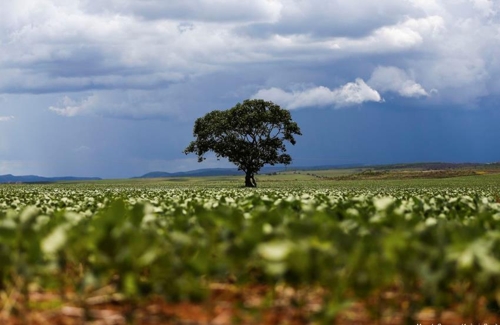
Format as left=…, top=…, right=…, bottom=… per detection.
left=0, top=116, right=15, bottom=122
left=49, top=95, right=96, bottom=117
left=1, top=0, right=500, bottom=115
left=254, top=79, right=382, bottom=109
left=329, top=16, right=445, bottom=53
left=408, top=0, right=443, bottom=13
left=470, top=0, right=497, bottom=17
left=48, top=90, right=185, bottom=119
left=368, top=66, right=430, bottom=98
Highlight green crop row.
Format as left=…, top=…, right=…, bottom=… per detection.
left=1, top=185, right=500, bottom=323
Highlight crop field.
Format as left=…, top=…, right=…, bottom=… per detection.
left=1, top=174, right=500, bottom=324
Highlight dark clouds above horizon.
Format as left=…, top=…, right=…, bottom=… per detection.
left=1, top=0, right=499, bottom=178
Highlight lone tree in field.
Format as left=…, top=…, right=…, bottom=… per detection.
left=184, top=99, right=302, bottom=187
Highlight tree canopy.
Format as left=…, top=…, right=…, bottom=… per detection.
left=184, top=99, right=302, bottom=187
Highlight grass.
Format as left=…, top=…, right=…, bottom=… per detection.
left=12, top=163, right=495, bottom=189
left=34, top=168, right=500, bottom=193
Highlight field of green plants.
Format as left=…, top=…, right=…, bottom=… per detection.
left=1, top=175, right=500, bottom=324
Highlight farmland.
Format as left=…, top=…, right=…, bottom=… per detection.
left=1, top=173, right=500, bottom=324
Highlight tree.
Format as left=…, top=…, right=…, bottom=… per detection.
left=184, top=99, right=302, bottom=187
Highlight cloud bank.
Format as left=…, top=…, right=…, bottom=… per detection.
left=254, top=79, right=382, bottom=109
left=368, top=66, right=430, bottom=98
left=0, top=0, right=498, bottom=119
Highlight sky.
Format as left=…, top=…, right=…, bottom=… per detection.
left=1, top=0, right=500, bottom=178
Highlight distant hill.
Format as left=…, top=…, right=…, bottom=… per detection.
left=138, top=168, right=251, bottom=178
left=135, top=162, right=500, bottom=179
left=136, top=164, right=364, bottom=179
left=2, top=162, right=499, bottom=183
left=0, top=174, right=102, bottom=184
left=139, top=168, right=243, bottom=178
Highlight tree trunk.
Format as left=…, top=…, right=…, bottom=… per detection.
left=251, top=174, right=257, bottom=187
left=245, top=172, right=257, bottom=187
